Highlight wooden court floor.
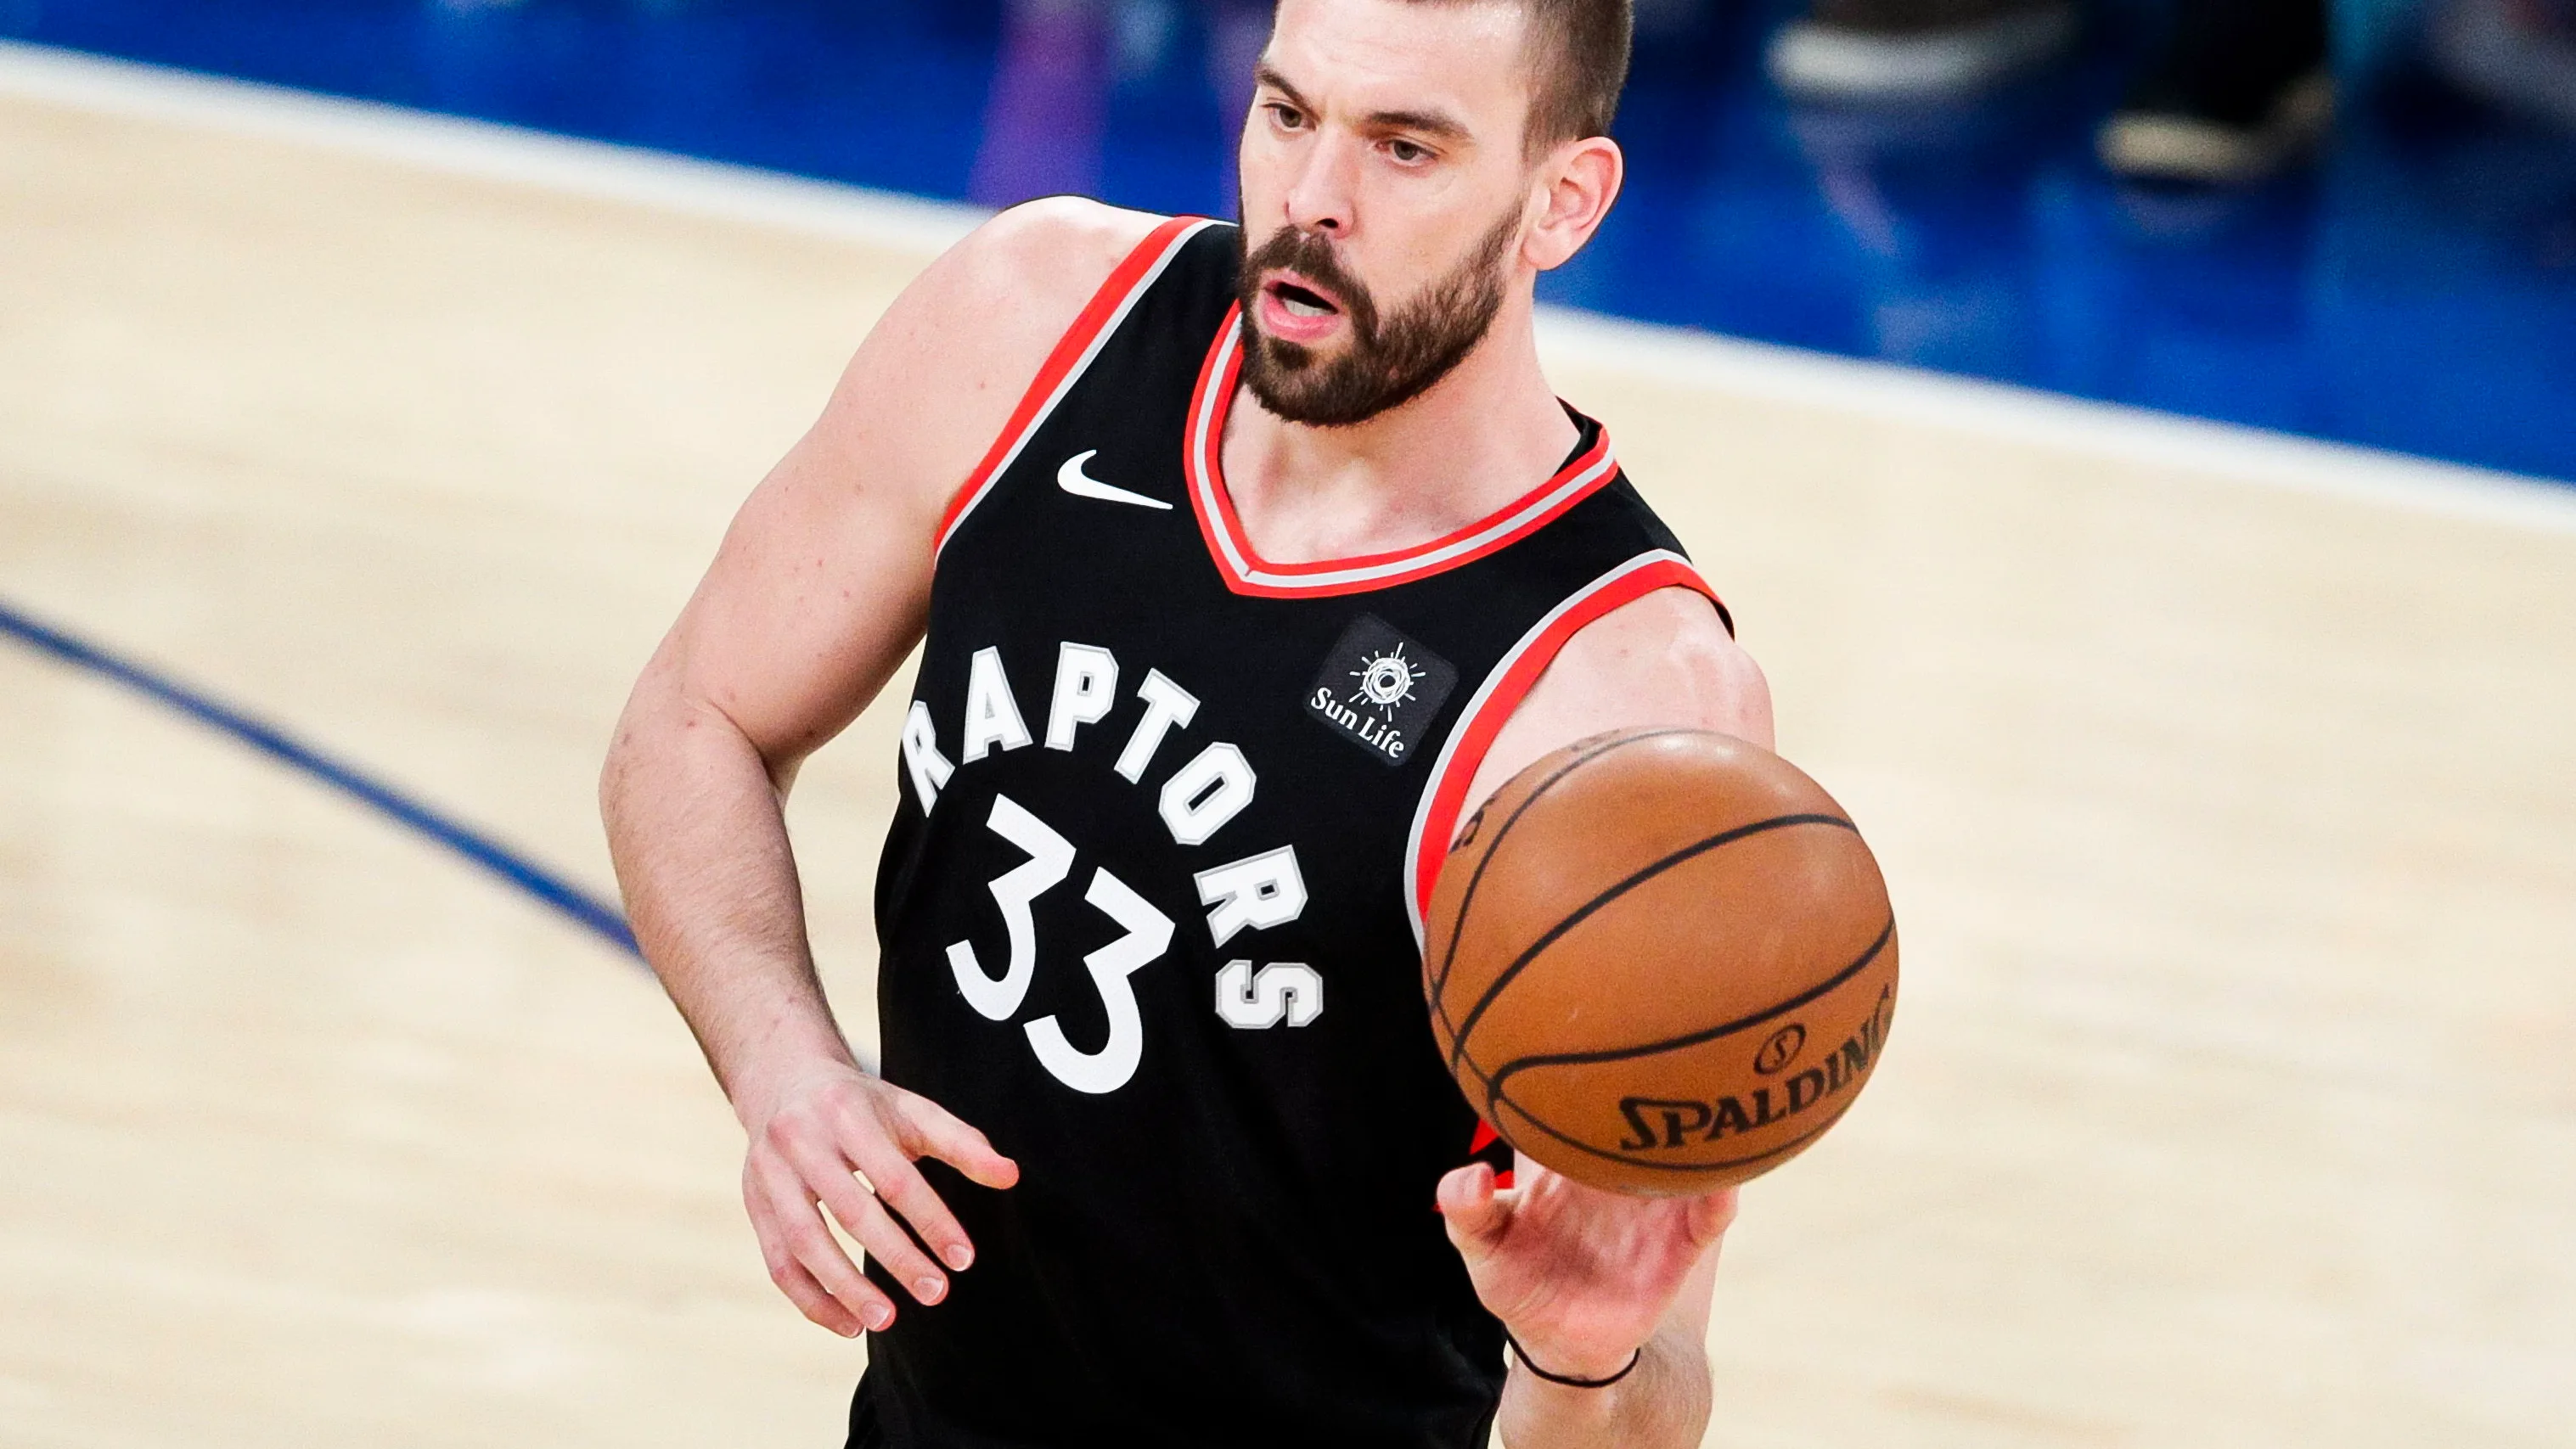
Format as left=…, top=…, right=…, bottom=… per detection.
left=3, top=60, right=2573, bottom=1449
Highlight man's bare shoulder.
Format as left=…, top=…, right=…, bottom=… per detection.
left=946, top=196, right=1173, bottom=319
left=1461, top=587, right=1773, bottom=831
left=804, top=198, right=1174, bottom=515
left=1551, top=587, right=1763, bottom=733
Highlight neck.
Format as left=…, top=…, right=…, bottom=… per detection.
left=1218, top=289, right=1579, bottom=565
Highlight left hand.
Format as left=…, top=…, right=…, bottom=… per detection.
left=1437, top=1156, right=1738, bottom=1381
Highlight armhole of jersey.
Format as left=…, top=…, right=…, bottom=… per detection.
left=931, top=214, right=1211, bottom=559
left=1402, top=551, right=1725, bottom=946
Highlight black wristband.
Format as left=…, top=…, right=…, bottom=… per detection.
left=1504, top=1329, right=1643, bottom=1390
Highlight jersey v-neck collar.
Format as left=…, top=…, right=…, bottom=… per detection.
left=1184, top=306, right=1622, bottom=598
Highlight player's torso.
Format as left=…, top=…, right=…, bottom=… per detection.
left=862, top=217, right=1710, bottom=1449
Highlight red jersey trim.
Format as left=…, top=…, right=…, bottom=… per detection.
left=1402, top=551, right=1723, bottom=945
left=1184, top=311, right=1624, bottom=598
left=931, top=215, right=1211, bottom=559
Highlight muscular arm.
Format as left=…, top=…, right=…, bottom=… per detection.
left=1440, top=584, right=1770, bottom=1449
left=599, top=196, right=1164, bottom=1335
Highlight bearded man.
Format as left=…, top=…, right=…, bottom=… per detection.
left=601, top=1, right=1771, bottom=1444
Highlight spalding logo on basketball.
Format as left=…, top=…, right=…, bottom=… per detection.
left=1752, top=1023, right=1806, bottom=1076
left=1423, top=728, right=1898, bottom=1197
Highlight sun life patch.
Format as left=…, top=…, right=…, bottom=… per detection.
left=1305, top=615, right=1459, bottom=768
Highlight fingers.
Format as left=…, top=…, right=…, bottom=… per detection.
left=850, top=1145, right=979, bottom=1274
left=745, top=1157, right=891, bottom=1335
left=1689, top=1186, right=1741, bottom=1250
left=1437, top=1162, right=1512, bottom=1261
left=763, top=1234, right=867, bottom=1336
left=740, top=1073, right=1018, bottom=1335
left=841, top=1091, right=990, bottom=1272
left=895, top=1092, right=1021, bottom=1190
left=785, top=1131, right=953, bottom=1305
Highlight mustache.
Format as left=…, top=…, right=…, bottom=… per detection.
left=1241, top=226, right=1380, bottom=340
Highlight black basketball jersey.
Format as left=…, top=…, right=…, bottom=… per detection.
left=857, top=216, right=1724, bottom=1449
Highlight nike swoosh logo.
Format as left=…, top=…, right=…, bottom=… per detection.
left=1056, top=450, right=1173, bottom=510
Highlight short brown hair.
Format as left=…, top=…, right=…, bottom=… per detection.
left=1285, top=0, right=1633, bottom=155
left=1508, top=0, right=1632, bottom=152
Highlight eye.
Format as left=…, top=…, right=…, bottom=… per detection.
left=1266, top=102, right=1307, bottom=132
left=1386, top=138, right=1431, bottom=165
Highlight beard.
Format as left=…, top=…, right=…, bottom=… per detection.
left=1234, top=204, right=1522, bottom=429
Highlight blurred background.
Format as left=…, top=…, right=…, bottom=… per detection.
left=4, top=0, right=2571, bottom=477
left=3, top=3, right=2572, bottom=1448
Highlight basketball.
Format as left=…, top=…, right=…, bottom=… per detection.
left=1424, top=728, right=1898, bottom=1197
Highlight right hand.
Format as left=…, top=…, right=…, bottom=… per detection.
left=735, top=1059, right=1020, bottom=1336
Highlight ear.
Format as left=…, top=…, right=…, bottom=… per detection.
left=1522, top=136, right=1623, bottom=272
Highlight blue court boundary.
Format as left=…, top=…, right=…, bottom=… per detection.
left=0, top=594, right=643, bottom=960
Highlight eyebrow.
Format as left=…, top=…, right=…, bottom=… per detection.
left=1253, top=63, right=1473, bottom=144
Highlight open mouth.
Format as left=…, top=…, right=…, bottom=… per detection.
left=1268, top=278, right=1341, bottom=318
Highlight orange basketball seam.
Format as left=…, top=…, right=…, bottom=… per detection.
left=1426, top=727, right=1701, bottom=1049
left=1443, top=812, right=1859, bottom=1083
left=1481, top=915, right=1895, bottom=1101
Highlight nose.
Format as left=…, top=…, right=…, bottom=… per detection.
left=1280, top=132, right=1358, bottom=239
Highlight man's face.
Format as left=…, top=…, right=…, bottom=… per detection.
left=1235, top=0, right=1539, bottom=427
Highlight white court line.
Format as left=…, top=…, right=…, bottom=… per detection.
left=7, top=37, right=2573, bottom=534
left=1536, top=310, right=2576, bottom=534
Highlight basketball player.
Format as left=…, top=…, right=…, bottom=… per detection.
left=601, top=0, right=1773, bottom=1443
